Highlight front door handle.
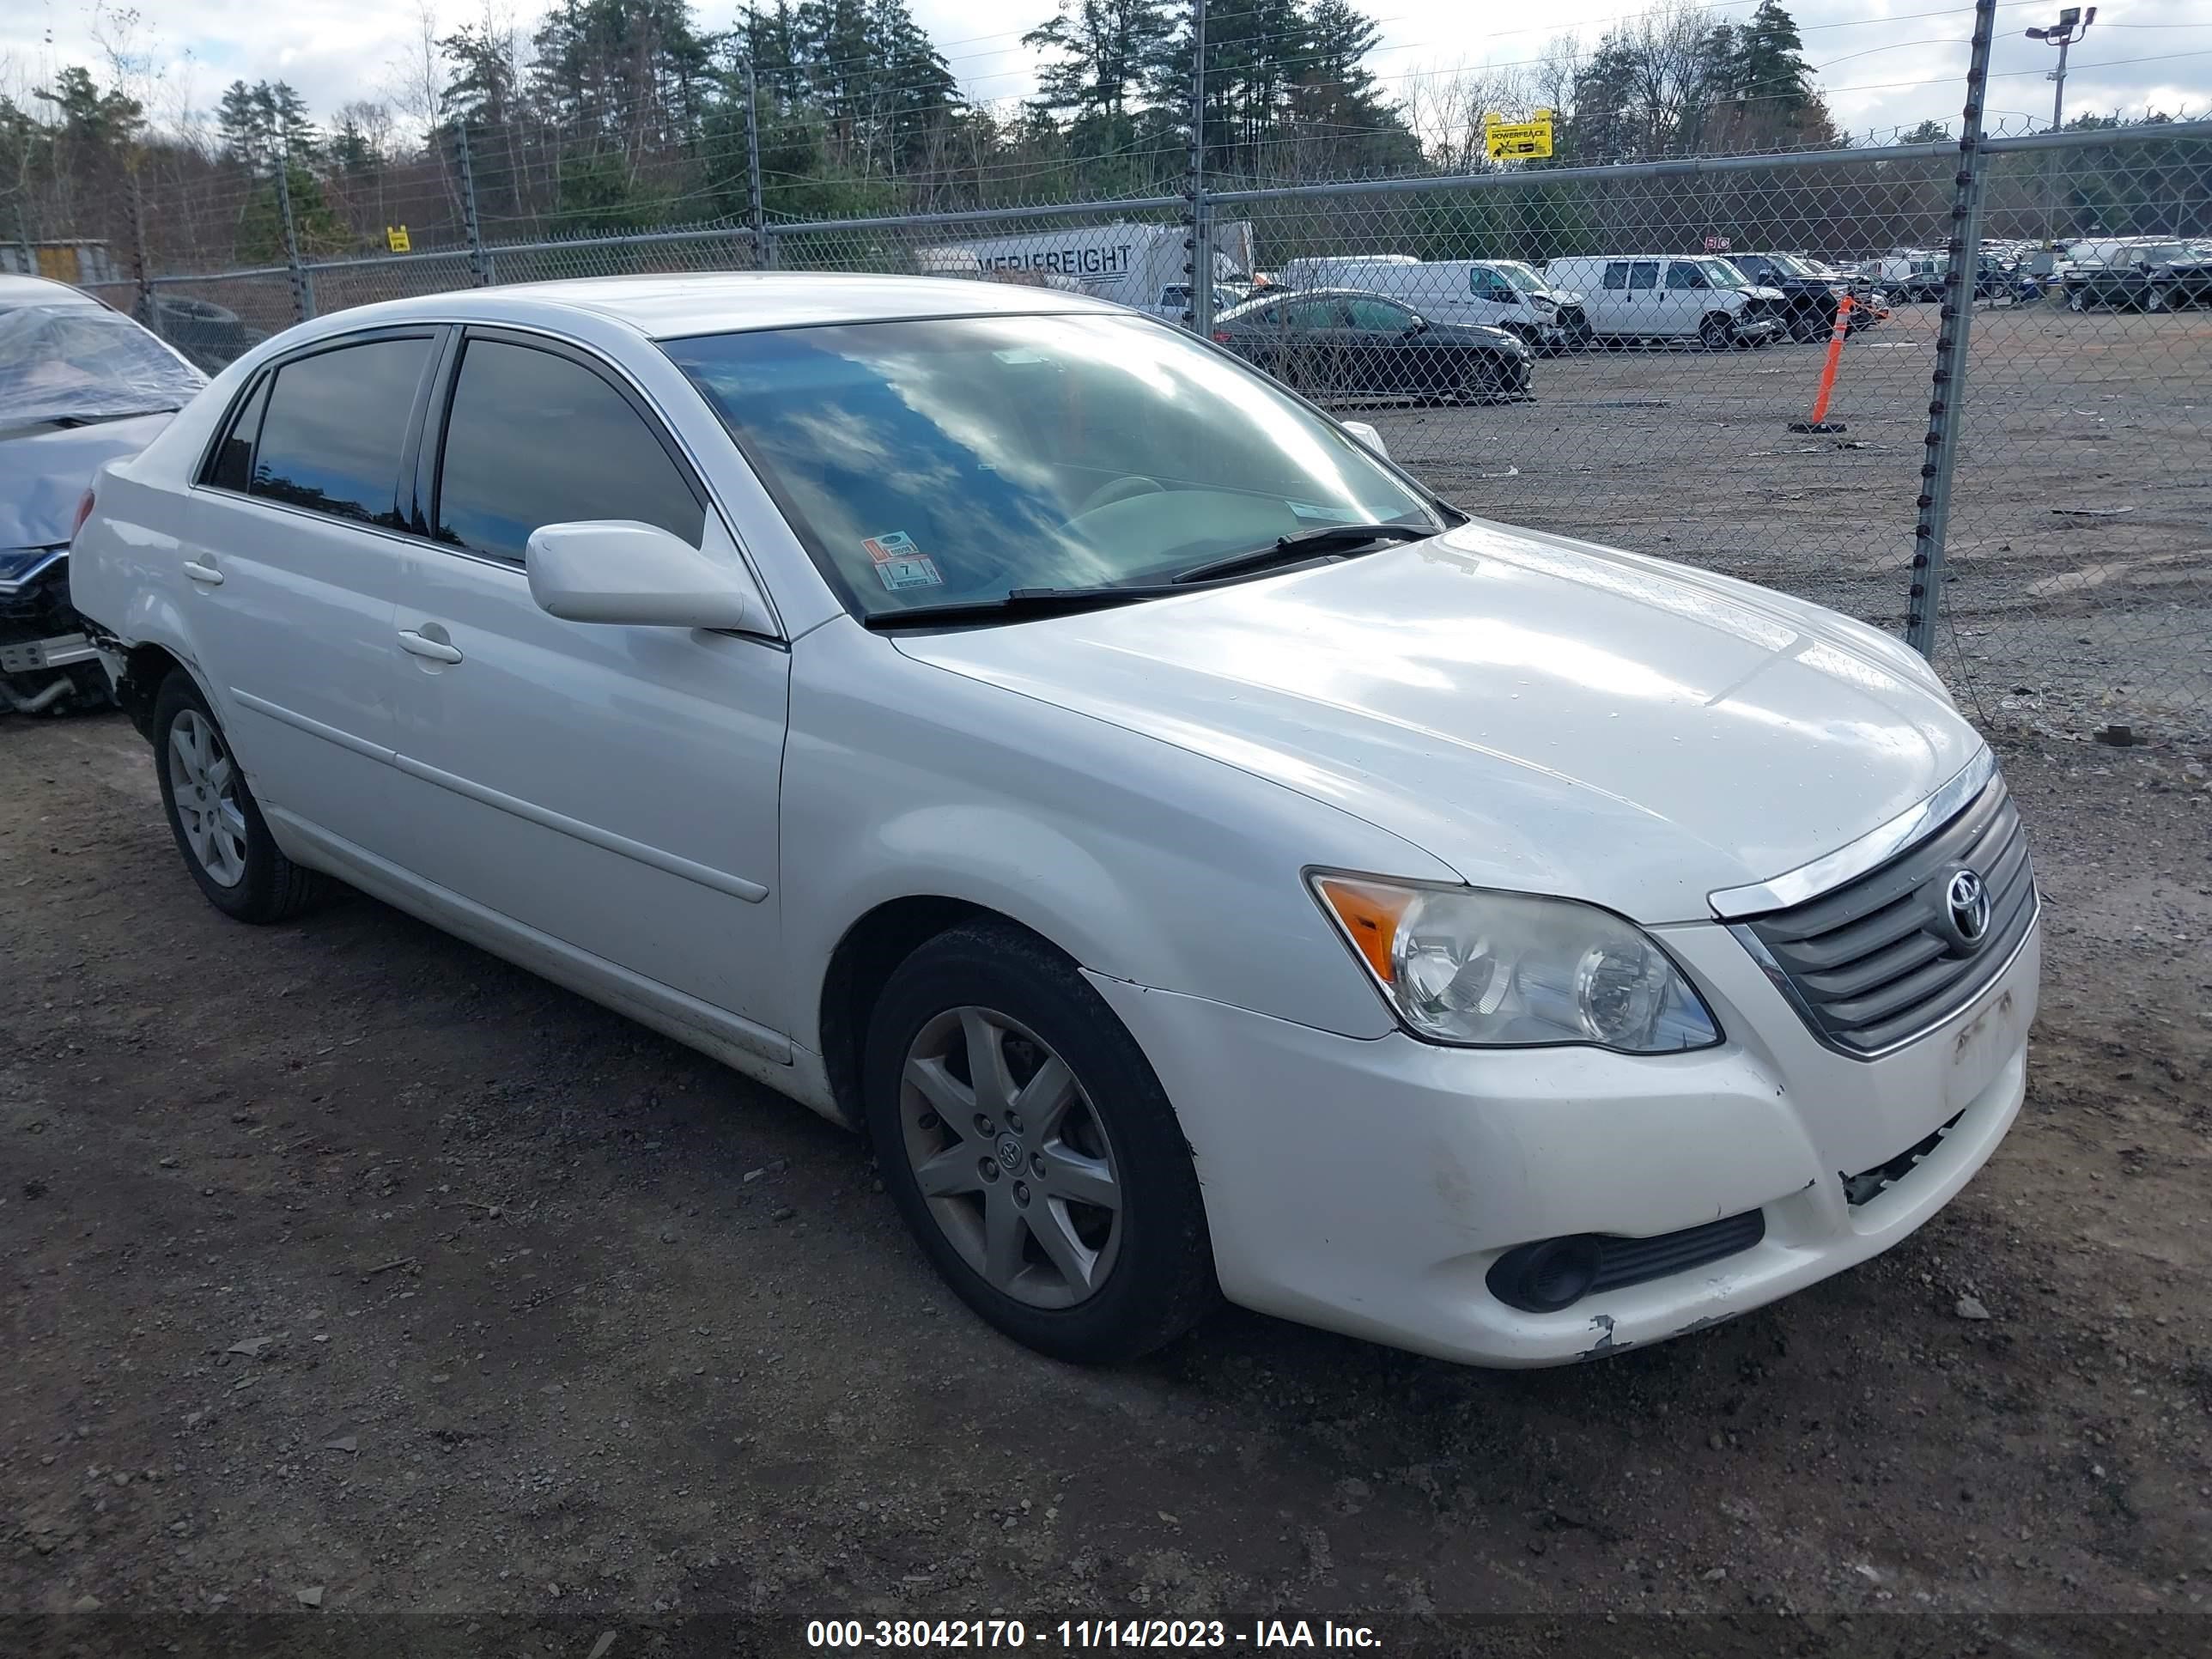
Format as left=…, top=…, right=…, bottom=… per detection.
left=398, top=629, right=464, bottom=665
left=182, top=560, right=224, bottom=586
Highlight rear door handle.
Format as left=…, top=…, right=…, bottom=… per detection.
left=182, top=560, right=224, bottom=586
left=398, top=629, right=464, bottom=665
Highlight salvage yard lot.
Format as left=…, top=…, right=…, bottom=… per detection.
left=1373, top=303, right=2212, bottom=739
left=3, top=696, right=2209, bottom=1645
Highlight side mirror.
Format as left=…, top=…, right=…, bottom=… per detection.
left=526, top=520, right=766, bottom=632
left=1341, top=420, right=1389, bottom=459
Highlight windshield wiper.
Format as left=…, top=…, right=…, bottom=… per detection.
left=863, top=582, right=1184, bottom=630
left=1169, top=521, right=1436, bottom=586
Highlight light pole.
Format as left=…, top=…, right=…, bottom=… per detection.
left=2026, top=6, right=2094, bottom=133
left=2026, top=7, right=2094, bottom=251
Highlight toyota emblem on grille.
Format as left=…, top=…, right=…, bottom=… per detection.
left=1939, top=867, right=1991, bottom=953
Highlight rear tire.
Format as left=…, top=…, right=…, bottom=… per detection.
left=863, top=921, right=1217, bottom=1364
left=152, top=672, right=328, bottom=923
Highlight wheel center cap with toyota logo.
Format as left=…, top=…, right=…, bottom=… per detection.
left=996, top=1133, right=1024, bottom=1170
left=1933, top=866, right=1991, bottom=955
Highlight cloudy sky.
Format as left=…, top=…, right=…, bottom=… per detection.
left=5, top=0, right=2209, bottom=144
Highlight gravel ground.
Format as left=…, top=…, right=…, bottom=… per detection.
left=3, top=691, right=2209, bottom=1656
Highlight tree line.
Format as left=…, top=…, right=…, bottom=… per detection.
left=0, top=0, right=2200, bottom=278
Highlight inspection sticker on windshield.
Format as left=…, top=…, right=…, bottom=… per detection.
left=862, top=531, right=942, bottom=591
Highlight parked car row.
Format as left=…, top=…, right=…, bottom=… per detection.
left=2060, top=240, right=2212, bottom=312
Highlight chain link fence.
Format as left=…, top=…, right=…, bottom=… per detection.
left=40, top=28, right=2211, bottom=739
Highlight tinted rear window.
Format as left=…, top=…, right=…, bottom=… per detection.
left=208, top=374, right=270, bottom=492
left=250, top=338, right=432, bottom=526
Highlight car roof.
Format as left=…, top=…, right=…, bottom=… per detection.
left=0, top=273, right=106, bottom=312
left=331, top=272, right=1128, bottom=340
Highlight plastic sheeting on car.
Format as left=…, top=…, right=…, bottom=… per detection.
left=0, top=303, right=207, bottom=430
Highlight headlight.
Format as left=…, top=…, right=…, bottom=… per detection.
left=0, top=546, right=66, bottom=587
left=1531, top=295, right=1559, bottom=312
left=1310, top=875, right=1722, bottom=1053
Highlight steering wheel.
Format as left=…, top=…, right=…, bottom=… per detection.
left=1072, top=475, right=1166, bottom=519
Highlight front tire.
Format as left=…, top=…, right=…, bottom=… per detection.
left=152, top=672, right=327, bottom=923
left=1699, top=313, right=1734, bottom=350
left=1455, top=354, right=1511, bottom=405
left=864, top=921, right=1217, bottom=1364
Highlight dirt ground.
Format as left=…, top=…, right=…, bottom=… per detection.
left=3, top=681, right=2209, bottom=1657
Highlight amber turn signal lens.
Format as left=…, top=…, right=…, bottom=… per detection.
left=1314, top=877, right=1413, bottom=985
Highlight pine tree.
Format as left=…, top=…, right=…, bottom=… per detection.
left=1024, top=0, right=1174, bottom=154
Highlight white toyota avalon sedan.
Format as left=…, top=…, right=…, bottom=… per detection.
left=69, top=275, right=2039, bottom=1369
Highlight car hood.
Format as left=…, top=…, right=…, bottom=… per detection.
left=892, top=521, right=1982, bottom=923
left=0, top=412, right=176, bottom=550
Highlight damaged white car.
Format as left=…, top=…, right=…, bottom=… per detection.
left=1, top=274, right=206, bottom=714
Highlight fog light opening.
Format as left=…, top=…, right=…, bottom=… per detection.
left=1490, top=1235, right=1604, bottom=1314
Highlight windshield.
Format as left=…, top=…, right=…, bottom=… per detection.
left=0, top=303, right=205, bottom=428
left=1760, top=252, right=1815, bottom=276
left=1488, top=261, right=1547, bottom=293
left=665, top=313, right=1439, bottom=617
left=1701, top=259, right=1749, bottom=289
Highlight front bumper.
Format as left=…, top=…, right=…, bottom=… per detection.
left=1732, top=316, right=1785, bottom=343
left=1088, top=913, right=2039, bottom=1367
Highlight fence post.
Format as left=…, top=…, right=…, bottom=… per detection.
left=1184, top=0, right=1214, bottom=337
left=1905, top=0, right=1997, bottom=659
left=272, top=155, right=314, bottom=321
left=126, top=170, right=155, bottom=323
left=742, top=58, right=773, bottom=270
left=455, top=123, right=492, bottom=286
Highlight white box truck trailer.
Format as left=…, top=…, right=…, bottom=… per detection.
left=918, top=221, right=1256, bottom=322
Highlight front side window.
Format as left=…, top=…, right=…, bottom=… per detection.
left=251, top=337, right=432, bottom=526
left=1665, top=262, right=1709, bottom=291
left=434, top=339, right=705, bottom=564
left=665, top=313, right=1438, bottom=618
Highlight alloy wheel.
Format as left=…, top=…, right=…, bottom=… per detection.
left=167, top=708, right=248, bottom=888
left=897, top=1005, right=1123, bottom=1309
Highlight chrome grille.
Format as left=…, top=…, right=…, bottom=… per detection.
left=1734, top=775, right=2035, bottom=1058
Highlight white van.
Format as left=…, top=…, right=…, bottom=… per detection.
left=1872, top=252, right=1946, bottom=301
left=1542, top=256, right=1784, bottom=348
left=1276, top=255, right=1581, bottom=351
